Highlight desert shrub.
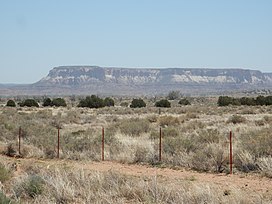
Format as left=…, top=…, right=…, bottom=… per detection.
left=240, top=128, right=272, bottom=157
left=159, top=116, right=180, bottom=127
left=167, top=90, right=180, bottom=100
left=119, top=118, right=150, bottom=136
left=256, top=95, right=266, bottom=106
left=218, top=95, right=272, bottom=106
left=163, top=136, right=185, bottom=156
left=104, top=97, right=115, bottom=107
left=227, top=115, right=246, bottom=124
left=257, top=157, right=272, bottom=178
left=78, top=95, right=105, bottom=108
left=51, top=98, right=67, bottom=107
left=15, top=175, right=44, bottom=198
left=130, top=98, right=146, bottom=108
left=235, top=151, right=259, bottom=173
left=62, top=130, right=101, bottom=158
left=4, top=144, right=17, bottom=157
left=25, top=175, right=44, bottom=198
left=196, top=129, right=220, bottom=144
left=19, top=99, right=39, bottom=107
left=146, top=114, right=158, bottom=123
left=255, top=119, right=266, bottom=126
left=163, top=127, right=179, bottom=138
left=120, top=102, right=129, bottom=107
left=263, top=115, right=272, bottom=123
left=178, top=98, right=191, bottom=105
left=185, top=112, right=199, bottom=119
left=191, top=144, right=226, bottom=173
left=155, top=99, right=171, bottom=108
left=0, top=163, right=11, bottom=183
left=133, top=146, right=149, bottom=163
left=43, top=98, right=52, bottom=106
left=0, top=191, right=13, bottom=204
left=217, top=96, right=234, bottom=106
left=6, top=100, right=16, bottom=107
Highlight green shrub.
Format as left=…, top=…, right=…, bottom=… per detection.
left=159, top=116, right=180, bottom=127
left=227, top=115, right=246, bottom=124
left=217, top=96, right=234, bottom=106
left=163, top=127, right=179, bottom=138
left=167, top=91, right=180, bottom=100
left=155, top=99, right=171, bottom=108
left=120, top=102, right=129, bottom=107
left=6, top=100, right=16, bottom=107
left=0, top=191, right=13, bottom=204
left=25, top=175, right=44, bottom=198
left=104, top=97, right=114, bottom=107
left=119, top=118, right=150, bottom=136
left=78, top=95, right=105, bottom=108
left=0, top=163, right=11, bottom=183
left=218, top=95, right=272, bottom=106
left=52, top=98, right=67, bottom=107
left=4, top=144, right=16, bottom=157
left=130, top=98, right=146, bottom=108
left=43, top=98, right=52, bottom=107
left=178, top=98, right=191, bottom=105
left=19, top=99, right=39, bottom=107
left=240, top=128, right=272, bottom=157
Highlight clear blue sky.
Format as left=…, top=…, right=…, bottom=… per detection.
left=1, top=0, right=272, bottom=83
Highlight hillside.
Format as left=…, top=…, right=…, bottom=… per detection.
left=1, top=66, right=272, bottom=96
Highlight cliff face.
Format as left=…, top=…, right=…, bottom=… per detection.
left=37, top=66, right=272, bottom=85
left=2, top=66, right=272, bottom=96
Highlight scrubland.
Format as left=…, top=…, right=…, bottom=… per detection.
left=1, top=98, right=272, bottom=203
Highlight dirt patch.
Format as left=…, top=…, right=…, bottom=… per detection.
left=2, top=155, right=272, bottom=201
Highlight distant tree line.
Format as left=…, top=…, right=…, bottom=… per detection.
left=5, top=95, right=192, bottom=109
left=78, top=95, right=114, bottom=108
left=218, top=95, right=272, bottom=106
left=43, top=98, right=67, bottom=107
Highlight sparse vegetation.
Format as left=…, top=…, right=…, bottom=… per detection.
left=19, top=99, right=39, bottom=107
left=51, top=98, right=67, bottom=107
left=218, top=95, right=272, bottom=106
left=0, top=96, right=272, bottom=203
left=155, top=99, right=171, bottom=108
left=167, top=90, right=181, bottom=100
left=178, top=98, right=191, bottom=105
left=6, top=99, right=16, bottom=107
left=0, top=163, right=11, bottom=183
left=104, top=97, right=115, bottom=107
left=78, top=95, right=105, bottom=108
left=42, top=98, right=52, bottom=107
left=130, top=98, right=146, bottom=108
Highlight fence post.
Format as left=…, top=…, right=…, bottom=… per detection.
left=18, top=127, right=21, bottom=155
left=102, top=127, right=105, bottom=161
left=229, top=131, right=233, bottom=174
left=57, top=127, right=60, bottom=158
left=159, top=127, right=162, bottom=162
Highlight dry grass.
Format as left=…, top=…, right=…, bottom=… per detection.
left=1, top=99, right=272, bottom=202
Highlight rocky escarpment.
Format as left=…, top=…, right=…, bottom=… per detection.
left=2, top=66, right=272, bottom=96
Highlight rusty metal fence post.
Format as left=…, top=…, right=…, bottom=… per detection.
left=159, top=127, right=162, bottom=162
left=18, top=127, right=21, bottom=155
left=57, top=127, right=60, bottom=158
left=102, top=127, right=105, bottom=161
left=229, top=131, right=233, bottom=174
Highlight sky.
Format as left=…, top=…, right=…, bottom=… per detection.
left=0, top=0, right=272, bottom=83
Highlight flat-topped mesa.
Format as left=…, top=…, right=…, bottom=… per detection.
left=36, top=66, right=272, bottom=86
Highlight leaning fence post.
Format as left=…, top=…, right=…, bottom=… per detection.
left=159, top=127, right=162, bottom=162
left=18, top=127, right=21, bottom=155
left=229, top=131, right=233, bottom=174
left=102, top=127, right=105, bottom=161
left=57, top=127, right=60, bottom=158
